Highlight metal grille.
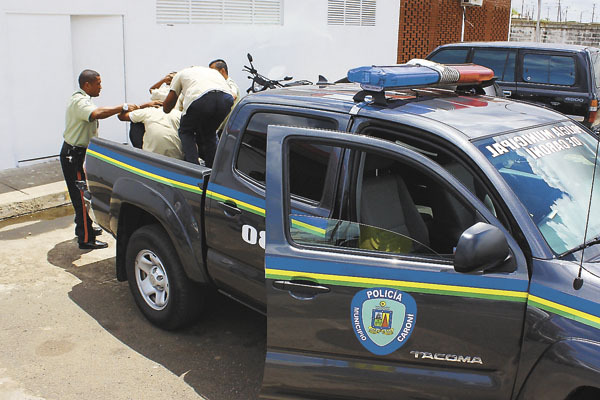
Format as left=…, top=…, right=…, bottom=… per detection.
left=327, top=0, right=376, bottom=26
left=438, top=66, right=460, bottom=84
left=157, top=0, right=282, bottom=25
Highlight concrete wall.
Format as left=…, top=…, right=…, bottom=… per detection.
left=510, top=19, right=600, bottom=47
left=0, top=0, right=401, bottom=170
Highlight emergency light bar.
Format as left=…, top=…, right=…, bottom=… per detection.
left=347, top=59, right=494, bottom=92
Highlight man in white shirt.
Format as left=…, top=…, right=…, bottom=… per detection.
left=119, top=107, right=184, bottom=160
left=163, top=66, right=235, bottom=167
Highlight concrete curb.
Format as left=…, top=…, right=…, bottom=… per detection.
left=0, top=182, right=70, bottom=220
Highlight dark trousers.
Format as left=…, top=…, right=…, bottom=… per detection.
left=129, top=122, right=145, bottom=149
left=179, top=91, right=234, bottom=167
left=60, top=142, right=95, bottom=244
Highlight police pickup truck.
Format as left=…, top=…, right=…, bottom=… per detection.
left=85, top=60, right=600, bottom=400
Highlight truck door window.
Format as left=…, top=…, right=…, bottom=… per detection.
left=361, top=126, right=503, bottom=225
left=472, top=49, right=516, bottom=82
left=236, top=113, right=337, bottom=200
left=288, top=143, right=483, bottom=259
left=523, top=54, right=576, bottom=86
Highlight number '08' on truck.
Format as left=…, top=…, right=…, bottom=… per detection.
left=84, top=60, right=600, bottom=400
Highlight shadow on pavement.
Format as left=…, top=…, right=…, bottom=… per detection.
left=47, top=239, right=266, bottom=400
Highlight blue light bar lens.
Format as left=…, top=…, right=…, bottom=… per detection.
left=347, top=65, right=441, bottom=91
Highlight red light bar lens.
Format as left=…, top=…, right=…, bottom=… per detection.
left=450, top=64, right=495, bottom=83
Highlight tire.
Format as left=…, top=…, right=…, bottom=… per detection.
left=126, top=224, right=203, bottom=330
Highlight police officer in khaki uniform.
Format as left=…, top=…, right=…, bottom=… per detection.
left=119, top=107, right=184, bottom=160
left=163, top=66, right=235, bottom=167
left=61, top=69, right=136, bottom=249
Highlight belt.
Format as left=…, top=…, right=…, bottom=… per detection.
left=64, top=141, right=87, bottom=150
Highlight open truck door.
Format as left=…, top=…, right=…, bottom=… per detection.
left=260, top=125, right=530, bottom=399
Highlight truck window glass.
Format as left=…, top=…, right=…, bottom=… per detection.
left=236, top=112, right=337, bottom=199
left=523, top=54, right=575, bottom=86
left=475, top=122, right=600, bottom=254
left=472, top=49, right=511, bottom=81
left=288, top=144, right=482, bottom=258
left=428, top=48, right=469, bottom=64
left=288, top=142, right=335, bottom=202
left=362, top=126, right=502, bottom=225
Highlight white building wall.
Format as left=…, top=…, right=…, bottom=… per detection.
left=0, top=0, right=400, bottom=170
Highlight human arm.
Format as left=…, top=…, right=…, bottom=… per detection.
left=118, top=111, right=132, bottom=122
left=118, top=101, right=162, bottom=121
left=163, top=90, right=178, bottom=114
left=149, top=72, right=176, bottom=93
left=90, top=103, right=139, bottom=121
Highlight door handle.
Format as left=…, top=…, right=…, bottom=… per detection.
left=503, top=90, right=512, bottom=97
left=273, top=280, right=330, bottom=300
left=218, top=200, right=242, bottom=217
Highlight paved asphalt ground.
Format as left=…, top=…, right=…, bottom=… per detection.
left=0, top=162, right=267, bottom=399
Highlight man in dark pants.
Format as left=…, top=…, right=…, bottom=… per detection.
left=62, top=69, right=136, bottom=249
left=163, top=66, right=235, bottom=167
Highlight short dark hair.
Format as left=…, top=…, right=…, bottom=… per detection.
left=209, top=59, right=228, bottom=74
left=78, top=69, right=100, bottom=88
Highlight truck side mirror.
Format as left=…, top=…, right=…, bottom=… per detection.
left=454, top=222, right=510, bottom=273
left=247, top=53, right=253, bottom=63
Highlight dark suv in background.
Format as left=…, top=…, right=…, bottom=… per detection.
left=427, top=41, right=600, bottom=130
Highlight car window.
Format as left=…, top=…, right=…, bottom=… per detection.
left=591, top=51, right=600, bottom=88
left=472, top=49, right=516, bottom=82
left=504, top=51, right=516, bottom=82
left=472, top=49, right=508, bottom=80
left=428, top=48, right=469, bottom=64
left=523, top=53, right=576, bottom=86
left=287, top=144, right=483, bottom=258
left=236, top=112, right=337, bottom=202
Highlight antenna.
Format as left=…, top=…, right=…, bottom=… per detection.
left=573, top=133, right=600, bottom=290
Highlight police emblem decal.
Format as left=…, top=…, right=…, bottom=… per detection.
left=351, top=288, right=417, bottom=355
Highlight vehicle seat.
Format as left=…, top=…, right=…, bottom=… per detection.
left=358, top=155, right=430, bottom=253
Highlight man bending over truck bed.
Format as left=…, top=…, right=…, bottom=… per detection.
left=119, top=106, right=184, bottom=160
left=163, top=66, right=235, bottom=167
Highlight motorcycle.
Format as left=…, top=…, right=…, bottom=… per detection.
left=243, top=53, right=326, bottom=93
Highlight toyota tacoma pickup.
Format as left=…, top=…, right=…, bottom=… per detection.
left=84, top=61, right=600, bottom=399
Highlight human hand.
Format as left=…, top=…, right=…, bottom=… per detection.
left=164, top=72, right=176, bottom=84
left=141, top=100, right=163, bottom=109
left=128, top=103, right=140, bottom=112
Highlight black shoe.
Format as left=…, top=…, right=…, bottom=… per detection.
left=79, top=240, right=108, bottom=250
left=93, top=227, right=103, bottom=236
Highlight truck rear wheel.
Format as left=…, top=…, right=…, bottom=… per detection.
left=126, top=224, right=203, bottom=330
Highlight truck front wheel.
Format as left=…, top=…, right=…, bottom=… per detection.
left=125, top=224, right=203, bottom=330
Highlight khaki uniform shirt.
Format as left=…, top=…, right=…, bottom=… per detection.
left=129, top=108, right=184, bottom=160
left=170, top=66, right=234, bottom=114
left=151, top=83, right=184, bottom=111
left=63, top=89, right=98, bottom=147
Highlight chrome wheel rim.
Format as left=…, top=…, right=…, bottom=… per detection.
left=134, top=249, right=170, bottom=311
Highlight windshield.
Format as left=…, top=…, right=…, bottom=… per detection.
left=475, top=122, right=600, bottom=254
